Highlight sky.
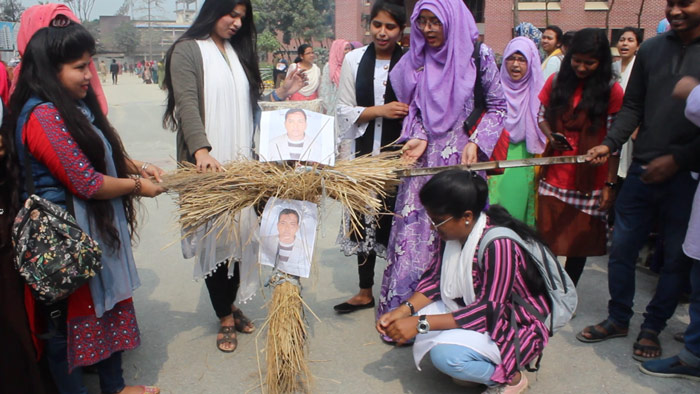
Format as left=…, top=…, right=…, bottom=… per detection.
left=19, top=0, right=193, bottom=20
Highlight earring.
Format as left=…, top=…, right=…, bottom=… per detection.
left=465, top=221, right=470, bottom=226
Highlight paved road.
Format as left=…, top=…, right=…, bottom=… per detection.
left=87, top=74, right=696, bottom=393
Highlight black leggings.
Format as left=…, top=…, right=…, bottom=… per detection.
left=358, top=252, right=377, bottom=290
left=565, top=257, right=587, bottom=287
left=205, top=261, right=240, bottom=318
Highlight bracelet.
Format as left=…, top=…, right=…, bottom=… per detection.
left=604, top=181, right=617, bottom=188
left=140, top=162, right=150, bottom=173
left=131, top=177, right=142, bottom=195
left=402, top=301, right=416, bottom=315
left=271, top=89, right=283, bottom=101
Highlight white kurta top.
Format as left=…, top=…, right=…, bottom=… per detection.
left=336, top=46, right=390, bottom=157
left=617, top=56, right=636, bottom=178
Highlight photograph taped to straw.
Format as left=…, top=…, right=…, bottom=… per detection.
left=259, top=197, right=318, bottom=278
left=259, top=108, right=335, bottom=166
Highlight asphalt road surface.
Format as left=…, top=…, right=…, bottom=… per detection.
left=84, top=74, right=696, bottom=394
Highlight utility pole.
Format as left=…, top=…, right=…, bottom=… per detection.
left=148, top=0, right=152, bottom=62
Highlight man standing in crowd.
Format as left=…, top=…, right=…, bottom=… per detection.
left=110, top=59, right=119, bottom=85
left=581, top=0, right=700, bottom=363
left=541, top=25, right=563, bottom=80
left=639, top=76, right=700, bottom=381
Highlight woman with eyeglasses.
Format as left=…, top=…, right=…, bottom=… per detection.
left=11, top=19, right=165, bottom=394
left=377, top=170, right=549, bottom=393
left=379, top=0, right=506, bottom=341
left=488, top=37, right=545, bottom=227
left=287, top=44, right=321, bottom=101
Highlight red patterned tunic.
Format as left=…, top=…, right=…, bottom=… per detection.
left=22, top=104, right=140, bottom=372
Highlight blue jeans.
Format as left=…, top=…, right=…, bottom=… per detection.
left=607, top=163, right=696, bottom=332
left=45, top=318, right=125, bottom=394
left=429, top=344, right=497, bottom=386
left=681, top=259, right=700, bottom=368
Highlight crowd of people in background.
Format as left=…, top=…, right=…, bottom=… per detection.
left=2, top=0, right=700, bottom=393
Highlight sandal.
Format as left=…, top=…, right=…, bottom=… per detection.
left=216, top=325, right=237, bottom=353
left=576, top=319, right=628, bottom=343
left=633, top=329, right=662, bottom=361
left=232, top=309, right=255, bottom=334
left=136, top=386, right=160, bottom=394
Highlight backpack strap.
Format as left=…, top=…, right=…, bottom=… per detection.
left=20, top=100, right=75, bottom=216
left=463, top=41, right=485, bottom=134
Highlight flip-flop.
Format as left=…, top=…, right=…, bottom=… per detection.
left=632, top=329, right=662, bottom=361
left=216, top=325, right=237, bottom=353
left=576, top=319, right=628, bottom=343
left=232, top=309, right=255, bottom=334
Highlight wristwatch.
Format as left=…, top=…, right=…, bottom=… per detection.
left=416, top=315, right=430, bottom=334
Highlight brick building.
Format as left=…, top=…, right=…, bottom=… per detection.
left=335, top=0, right=667, bottom=55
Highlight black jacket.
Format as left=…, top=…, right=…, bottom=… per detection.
left=603, top=30, right=700, bottom=171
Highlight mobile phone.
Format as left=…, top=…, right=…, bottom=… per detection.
left=551, top=133, right=573, bottom=151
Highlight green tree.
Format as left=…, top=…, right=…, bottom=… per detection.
left=113, top=21, right=140, bottom=56
left=257, top=30, right=280, bottom=59
left=253, top=0, right=333, bottom=54
left=0, top=0, right=24, bottom=22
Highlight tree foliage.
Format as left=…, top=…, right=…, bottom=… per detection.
left=253, top=0, right=333, bottom=49
left=0, top=0, right=24, bottom=22
left=113, top=21, right=140, bottom=56
left=257, top=30, right=280, bottom=58
left=62, top=0, right=96, bottom=22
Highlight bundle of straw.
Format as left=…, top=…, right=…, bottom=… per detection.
left=162, top=152, right=406, bottom=238
left=262, top=280, right=310, bottom=394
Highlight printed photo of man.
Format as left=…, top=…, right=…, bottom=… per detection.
left=260, top=208, right=310, bottom=277
left=267, top=109, right=323, bottom=162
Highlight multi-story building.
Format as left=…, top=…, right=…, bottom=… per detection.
left=336, top=0, right=667, bottom=55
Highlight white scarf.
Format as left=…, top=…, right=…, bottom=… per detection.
left=440, top=213, right=488, bottom=312
left=290, top=62, right=321, bottom=97
left=619, top=56, right=635, bottom=91
left=197, top=38, right=253, bottom=161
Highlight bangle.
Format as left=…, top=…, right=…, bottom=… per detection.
left=271, top=89, right=283, bottom=101
left=131, top=177, right=142, bottom=195
left=402, top=301, right=416, bottom=315
left=605, top=181, right=617, bottom=188
left=140, top=162, right=150, bottom=173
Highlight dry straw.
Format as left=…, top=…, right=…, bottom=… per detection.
left=161, top=151, right=406, bottom=239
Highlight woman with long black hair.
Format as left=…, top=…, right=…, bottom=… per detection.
left=163, top=0, right=263, bottom=354
left=536, top=28, right=623, bottom=287
left=12, top=19, right=164, bottom=394
left=377, top=170, right=550, bottom=393
left=333, top=0, right=407, bottom=314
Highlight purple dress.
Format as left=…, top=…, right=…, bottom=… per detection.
left=378, top=44, right=506, bottom=319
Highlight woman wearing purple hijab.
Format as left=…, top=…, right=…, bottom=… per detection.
left=488, top=37, right=545, bottom=227
left=379, top=0, right=506, bottom=339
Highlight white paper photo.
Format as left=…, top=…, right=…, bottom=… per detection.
left=259, top=108, right=335, bottom=166
left=258, top=197, right=318, bottom=278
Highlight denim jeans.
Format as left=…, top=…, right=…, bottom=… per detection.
left=45, top=318, right=125, bottom=394
left=607, top=163, right=696, bottom=332
left=681, top=259, right=700, bottom=368
left=429, top=344, right=497, bottom=386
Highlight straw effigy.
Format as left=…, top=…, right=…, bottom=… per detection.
left=162, top=151, right=406, bottom=240
left=162, top=151, right=406, bottom=394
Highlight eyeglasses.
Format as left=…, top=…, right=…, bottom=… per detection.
left=505, top=55, right=528, bottom=64
left=416, top=17, right=442, bottom=31
left=428, top=215, right=452, bottom=229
